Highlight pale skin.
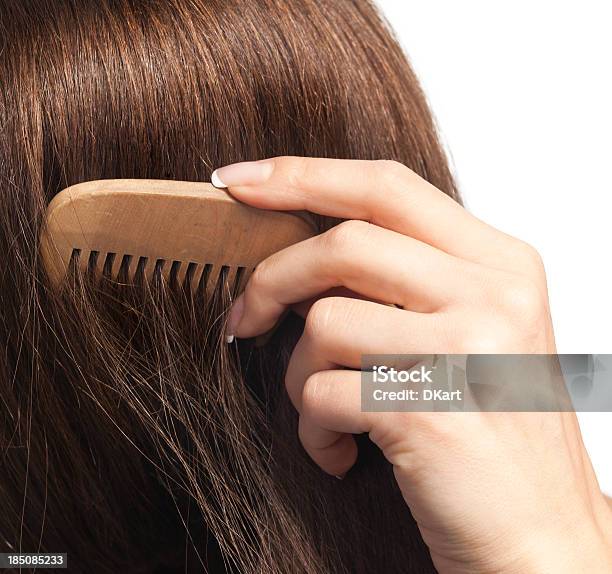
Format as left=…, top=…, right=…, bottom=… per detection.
left=211, top=157, right=612, bottom=573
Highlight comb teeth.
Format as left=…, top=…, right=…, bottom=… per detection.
left=40, top=180, right=317, bottom=297
left=70, top=249, right=251, bottom=296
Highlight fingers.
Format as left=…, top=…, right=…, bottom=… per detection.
left=299, top=370, right=369, bottom=476
left=231, top=220, right=465, bottom=338
left=298, top=416, right=358, bottom=478
left=283, top=297, right=443, bottom=409
left=281, top=297, right=436, bottom=475
left=212, top=156, right=520, bottom=270
left=301, top=370, right=367, bottom=433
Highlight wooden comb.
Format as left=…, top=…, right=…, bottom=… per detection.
left=40, top=179, right=317, bottom=295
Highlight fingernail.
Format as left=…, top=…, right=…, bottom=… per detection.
left=211, top=160, right=274, bottom=189
left=211, top=170, right=227, bottom=189
left=226, top=294, right=245, bottom=343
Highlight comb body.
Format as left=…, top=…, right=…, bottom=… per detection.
left=40, top=179, right=316, bottom=295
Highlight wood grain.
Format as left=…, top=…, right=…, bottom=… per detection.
left=40, top=179, right=317, bottom=295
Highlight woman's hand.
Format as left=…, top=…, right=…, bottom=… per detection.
left=212, top=157, right=612, bottom=573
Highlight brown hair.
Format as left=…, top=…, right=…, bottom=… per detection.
left=0, top=1, right=457, bottom=572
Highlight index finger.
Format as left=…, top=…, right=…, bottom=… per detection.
left=211, top=156, right=520, bottom=269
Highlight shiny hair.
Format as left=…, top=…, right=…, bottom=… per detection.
left=0, top=0, right=456, bottom=571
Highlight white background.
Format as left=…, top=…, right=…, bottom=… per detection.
left=376, top=0, right=611, bottom=494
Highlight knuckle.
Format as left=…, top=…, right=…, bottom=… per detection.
left=375, top=159, right=408, bottom=178
left=374, top=159, right=412, bottom=188
left=248, top=259, right=274, bottom=294
left=518, top=240, right=543, bottom=265
left=324, top=219, right=371, bottom=253
left=304, top=297, right=337, bottom=340
left=301, top=372, right=330, bottom=417
left=520, top=241, right=546, bottom=276
left=282, top=156, right=310, bottom=190
left=506, top=238, right=546, bottom=279
left=456, top=276, right=546, bottom=352
left=498, top=276, right=544, bottom=322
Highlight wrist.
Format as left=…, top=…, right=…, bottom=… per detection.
left=469, top=492, right=612, bottom=574
left=514, top=504, right=612, bottom=574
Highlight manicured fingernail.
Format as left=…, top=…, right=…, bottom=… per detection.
left=211, top=160, right=274, bottom=189
left=211, top=170, right=227, bottom=189
left=226, top=294, right=245, bottom=343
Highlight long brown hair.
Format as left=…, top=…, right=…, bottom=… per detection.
left=0, top=1, right=457, bottom=572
